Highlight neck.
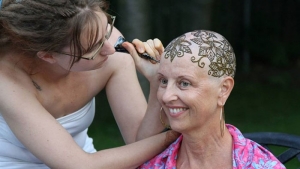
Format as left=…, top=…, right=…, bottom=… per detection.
left=177, top=127, right=233, bottom=169
left=31, top=59, right=71, bottom=83
left=2, top=51, right=72, bottom=86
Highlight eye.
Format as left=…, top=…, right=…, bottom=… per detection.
left=159, top=78, right=168, bottom=87
left=160, top=78, right=168, bottom=85
left=179, top=81, right=190, bottom=87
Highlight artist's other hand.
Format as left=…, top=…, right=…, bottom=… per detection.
left=164, top=130, right=180, bottom=148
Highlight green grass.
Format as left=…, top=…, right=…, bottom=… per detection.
left=225, top=82, right=300, bottom=168
left=226, top=82, right=300, bottom=136
left=88, top=82, right=300, bottom=168
left=88, top=91, right=124, bottom=150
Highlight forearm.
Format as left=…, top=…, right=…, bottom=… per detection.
left=121, top=37, right=166, bottom=141
left=89, top=131, right=178, bottom=169
left=136, top=79, right=165, bottom=141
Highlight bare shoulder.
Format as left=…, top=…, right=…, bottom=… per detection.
left=0, top=63, right=37, bottom=93
left=0, top=64, right=38, bottom=116
left=106, top=26, right=135, bottom=71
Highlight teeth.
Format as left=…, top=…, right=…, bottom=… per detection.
left=169, top=108, right=187, bottom=114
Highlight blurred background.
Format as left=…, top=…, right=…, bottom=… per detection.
left=89, top=0, right=300, bottom=167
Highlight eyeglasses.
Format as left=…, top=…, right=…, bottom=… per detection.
left=57, top=15, right=116, bottom=60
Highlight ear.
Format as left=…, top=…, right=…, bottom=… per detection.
left=36, top=51, right=57, bottom=64
left=217, top=76, right=234, bottom=106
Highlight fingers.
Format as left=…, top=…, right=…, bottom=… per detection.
left=153, top=38, right=164, bottom=55
left=132, top=39, right=145, bottom=54
left=121, top=41, right=141, bottom=63
left=133, top=38, right=164, bottom=57
left=143, top=40, right=158, bottom=58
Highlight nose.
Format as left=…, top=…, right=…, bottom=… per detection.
left=161, top=84, right=178, bottom=104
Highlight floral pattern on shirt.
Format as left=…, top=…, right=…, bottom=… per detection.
left=138, top=124, right=286, bottom=169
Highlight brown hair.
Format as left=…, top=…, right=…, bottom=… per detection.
left=0, top=0, right=109, bottom=63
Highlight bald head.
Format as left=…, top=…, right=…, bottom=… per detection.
left=162, top=30, right=236, bottom=78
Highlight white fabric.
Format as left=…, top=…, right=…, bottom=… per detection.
left=0, top=98, right=96, bottom=168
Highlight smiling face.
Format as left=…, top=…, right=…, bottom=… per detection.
left=158, top=49, right=221, bottom=133
left=157, top=30, right=235, bottom=133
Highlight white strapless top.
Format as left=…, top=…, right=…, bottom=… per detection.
left=0, top=98, right=96, bottom=169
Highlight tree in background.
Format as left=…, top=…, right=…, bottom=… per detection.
left=109, top=0, right=300, bottom=89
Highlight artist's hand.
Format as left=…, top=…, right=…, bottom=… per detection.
left=164, top=130, right=180, bottom=148
left=122, top=39, right=164, bottom=82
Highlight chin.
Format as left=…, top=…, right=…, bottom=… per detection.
left=169, top=125, right=183, bottom=132
left=69, top=63, right=104, bottom=72
left=170, top=122, right=190, bottom=133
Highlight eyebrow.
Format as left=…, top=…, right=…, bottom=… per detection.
left=157, top=72, right=195, bottom=79
left=178, top=75, right=194, bottom=79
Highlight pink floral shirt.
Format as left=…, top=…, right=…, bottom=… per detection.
left=138, top=124, right=286, bottom=169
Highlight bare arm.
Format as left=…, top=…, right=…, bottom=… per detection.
left=0, top=75, right=178, bottom=169
left=105, top=28, right=173, bottom=142
left=121, top=38, right=167, bottom=140
left=135, top=76, right=166, bottom=140
left=105, top=27, right=148, bottom=144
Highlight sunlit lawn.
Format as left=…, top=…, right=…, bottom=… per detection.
left=89, top=81, right=300, bottom=168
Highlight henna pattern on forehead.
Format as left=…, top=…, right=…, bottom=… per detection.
left=164, top=35, right=192, bottom=62
left=164, top=30, right=236, bottom=78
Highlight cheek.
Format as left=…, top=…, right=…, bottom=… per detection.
left=193, top=87, right=219, bottom=113
left=55, top=57, right=73, bottom=70
left=182, top=91, right=202, bottom=108
left=184, top=88, right=212, bottom=109
left=157, top=88, right=164, bottom=103
left=197, top=81, right=219, bottom=101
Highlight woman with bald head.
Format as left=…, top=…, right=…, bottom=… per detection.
left=137, top=30, right=285, bottom=169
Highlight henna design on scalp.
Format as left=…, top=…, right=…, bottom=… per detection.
left=164, top=30, right=236, bottom=78
left=164, top=35, right=192, bottom=62
left=190, top=30, right=235, bottom=78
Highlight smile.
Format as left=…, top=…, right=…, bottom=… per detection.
left=169, top=108, right=188, bottom=115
